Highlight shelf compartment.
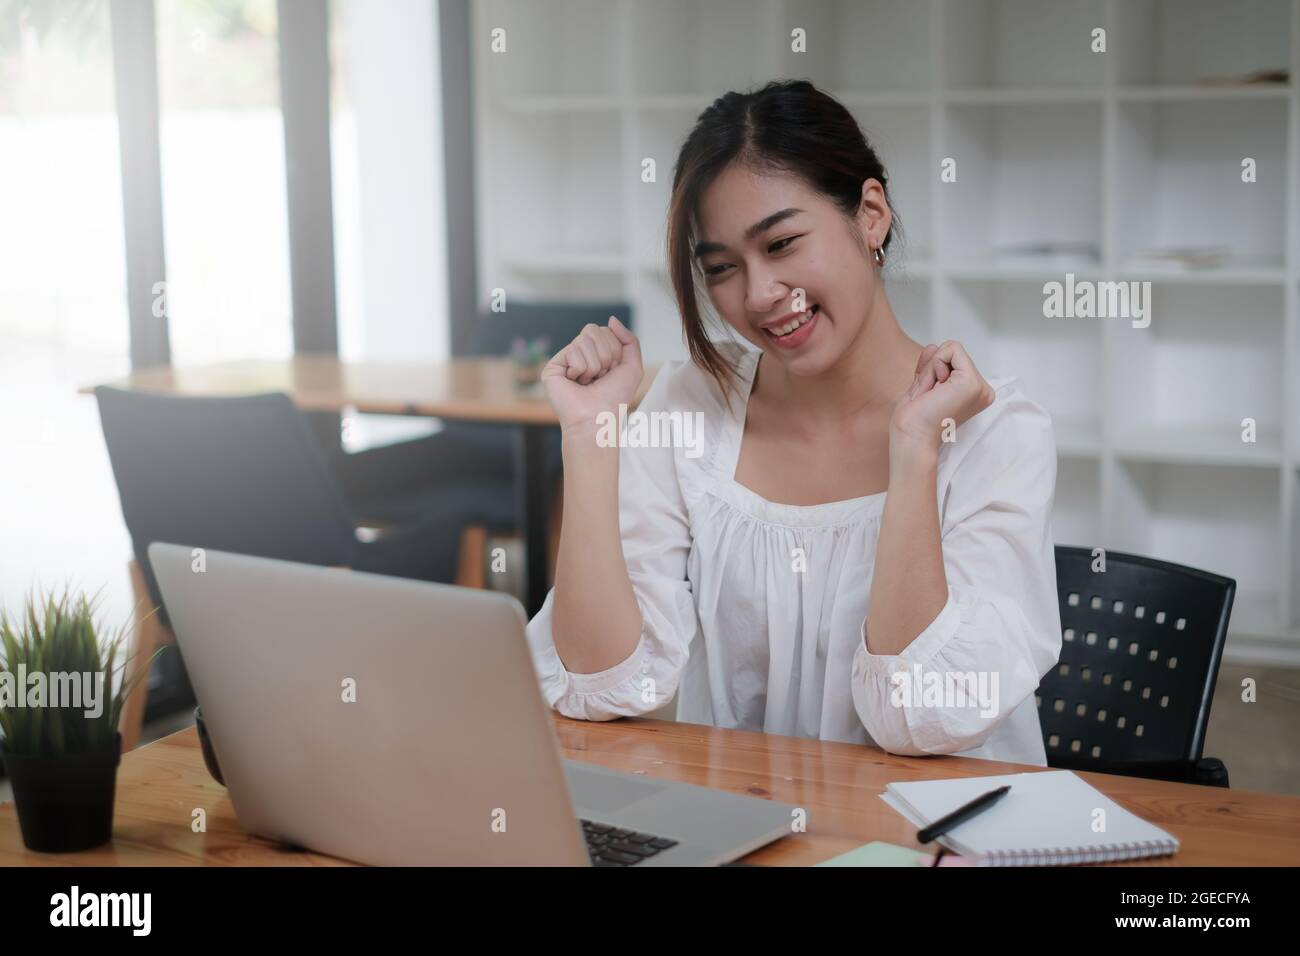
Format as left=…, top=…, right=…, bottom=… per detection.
left=631, top=0, right=773, bottom=98
left=1053, top=458, right=1103, bottom=547
left=942, top=0, right=1106, bottom=92
left=943, top=277, right=1103, bottom=458
left=941, top=102, right=1102, bottom=265
left=1110, top=459, right=1283, bottom=640
left=1114, top=98, right=1287, bottom=268
left=1107, top=284, right=1285, bottom=467
left=1112, top=0, right=1291, bottom=88
left=776, top=0, right=933, bottom=93
left=482, top=0, right=621, bottom=99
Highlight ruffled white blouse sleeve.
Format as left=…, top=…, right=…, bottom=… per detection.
left=524, top=362, right=700, bottom=721
left=849, top=386, right=1062, bottom=756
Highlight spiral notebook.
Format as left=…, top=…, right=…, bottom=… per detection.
left=881, top=770, right=1180, bottom=866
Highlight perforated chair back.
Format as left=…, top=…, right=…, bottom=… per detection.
left=1036, top=546, right=1233, bottom=773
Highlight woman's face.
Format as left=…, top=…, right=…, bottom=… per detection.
left=694, top=163, right=890, bottom=378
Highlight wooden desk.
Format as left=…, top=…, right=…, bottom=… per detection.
left=83, top=357, right=656, bottom=615
left=3, top=716, right=1297, bottom=866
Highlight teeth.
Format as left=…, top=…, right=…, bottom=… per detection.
left=770, top=305, right=817, bottom=337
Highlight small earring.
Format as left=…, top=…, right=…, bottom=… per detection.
left=872, top=246, right=885, bottom=267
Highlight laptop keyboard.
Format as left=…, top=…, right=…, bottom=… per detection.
left=581, top=819, right=679, bottom=866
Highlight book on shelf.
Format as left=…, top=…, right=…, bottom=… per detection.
left=1194, top=69, right=1289, bottom=87
left=1126, top=246, right=1232, bottom=271
left=990, top=241, right=1102, bottom=271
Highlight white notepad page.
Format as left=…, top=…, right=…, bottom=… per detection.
left=881, top=770, right=1180, bottom=866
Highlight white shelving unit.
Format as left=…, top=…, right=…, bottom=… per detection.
left=472, top=0, right=1300, bottom=663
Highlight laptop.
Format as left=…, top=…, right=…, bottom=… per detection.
left=148, top=542, right=797, bottom=866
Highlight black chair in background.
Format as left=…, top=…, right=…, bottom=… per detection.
left=463, top=299, right=634, bottom=359
left=96, top=386, right=472, bottom=614
left=442, top=299, right=636, bottom=476
left=1036, top=545, right=1233, bottom=787
left=335, top=300, right=634, bottom=533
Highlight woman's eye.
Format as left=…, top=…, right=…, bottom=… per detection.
left=703, top=236, right=799, bottom=278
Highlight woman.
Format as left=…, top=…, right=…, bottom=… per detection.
left=526, top=80, right=1062, bottom=765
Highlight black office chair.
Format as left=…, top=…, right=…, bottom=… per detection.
left=1036, top=545, right=1233, bottom=787
left=465, top=300, right=634, bottom=362
left=447, top=298, right=636, bottom=467
left=336, top=300, right=634, bottom=529
left=95, top=386, right=477, bottom=617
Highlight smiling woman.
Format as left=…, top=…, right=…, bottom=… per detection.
left=525, top=79, right=1062, bottom=766
left=669, top=84, right=901, bottom=399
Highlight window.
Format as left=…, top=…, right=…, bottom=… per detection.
left=156, top=0, right=292, bottom=366
left=0, top=0, right=133, bottom=618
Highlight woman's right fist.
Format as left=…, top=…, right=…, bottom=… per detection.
left=541, top=315, right=644, bottom=431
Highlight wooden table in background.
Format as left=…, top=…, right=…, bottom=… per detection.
left=83, top=357, right=657, bottom=615
left=3, top=717, right=1297, bottom=866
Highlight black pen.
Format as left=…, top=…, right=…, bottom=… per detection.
left=917, top=785, right=1011, bottom=844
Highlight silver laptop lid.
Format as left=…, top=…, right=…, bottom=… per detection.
left=148, top=542, right=589, bottom=866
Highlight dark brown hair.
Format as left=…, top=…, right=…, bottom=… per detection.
left=666, top=79, right=901, bottom=404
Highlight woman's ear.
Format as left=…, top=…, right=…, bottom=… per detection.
left=856, top=178, right=893, bottom=252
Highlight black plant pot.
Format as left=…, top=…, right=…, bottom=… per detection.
left=1, top=733, right=121, bottom=853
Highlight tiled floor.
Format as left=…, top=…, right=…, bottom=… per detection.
left=1202, top=664, right=1300, bottom=795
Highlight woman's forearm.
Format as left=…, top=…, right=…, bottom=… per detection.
left=865, top=439, right=948, bottom=656
left=550, top=423, right=644, bottom=674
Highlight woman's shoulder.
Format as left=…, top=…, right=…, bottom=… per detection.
left=941, top=374, right=1057, bottom=480
left=629, top=340, right=752, bottom=477
left=640, top=338, right=754, bottom=416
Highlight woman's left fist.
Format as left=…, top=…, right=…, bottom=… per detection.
left=890, top=340, right=996, bottom=455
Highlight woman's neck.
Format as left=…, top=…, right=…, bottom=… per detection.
left=758, top=281, right=924, bottom=424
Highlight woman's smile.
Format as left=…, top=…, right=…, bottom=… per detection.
left=762, top=303, right=821, bottom=350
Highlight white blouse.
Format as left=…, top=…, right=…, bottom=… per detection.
left=525, top=341, right=1063, bottom=766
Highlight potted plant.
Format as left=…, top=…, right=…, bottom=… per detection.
left=510, top=336, right=552, bottom=390
left=0, top=587, right=161, bottom=852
